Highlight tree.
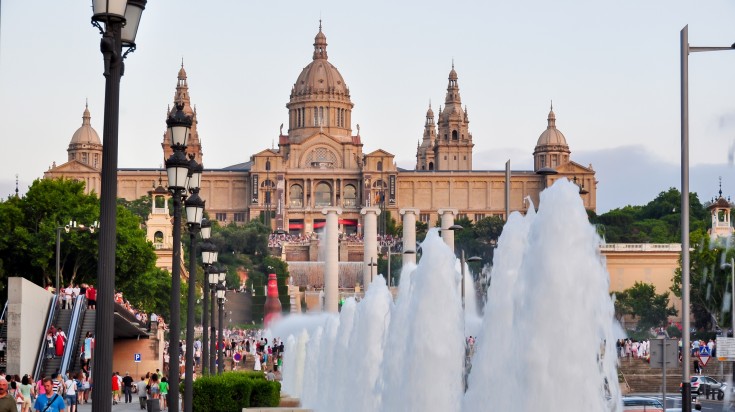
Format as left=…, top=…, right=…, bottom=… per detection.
left=672, top=229, right=733, bottom=331
left=622, top=282, right=677, bottom=332
left=0, top=178, right=160, bottom=316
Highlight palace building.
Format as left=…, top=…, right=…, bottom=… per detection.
left=45, top=25, right=597, bottom=235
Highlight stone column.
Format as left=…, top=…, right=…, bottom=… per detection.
left=361, top=207, right=381, bottom=290
left=322, top=207, right=342, bottom=313
left=438, top=208, right=459, bottom=252
left=400, top=208, right=420, bottom=267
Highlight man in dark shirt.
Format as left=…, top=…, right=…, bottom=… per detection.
left=0, top=379, right=17, bottom=412
left=122, top=372, right=134, bottom=404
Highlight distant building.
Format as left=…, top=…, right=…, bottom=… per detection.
left=45, top=24, right=597, bottom=234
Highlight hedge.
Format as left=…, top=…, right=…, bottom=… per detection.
left=192, top=371, right=281, bottom=411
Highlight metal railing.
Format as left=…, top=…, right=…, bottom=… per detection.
left=60, top=295, right=86, bottom=378
left=33, top=294, right=59, bottom=381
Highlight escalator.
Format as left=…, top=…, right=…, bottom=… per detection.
left=67, top=301, right=95, bottom=375
left=35, top=296, right=74, bottom=380
left=60, top=295, right=86, bottom=378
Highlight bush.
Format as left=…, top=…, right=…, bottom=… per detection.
left=667, top=325, right=682, bottom=338
left=250, top=378, right=281, bottom=407
left=192, top=371, right=279, bottom=411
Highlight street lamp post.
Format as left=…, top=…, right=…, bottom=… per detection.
left=216, top=280, right=226, bottom=375
left=56, top=220, right=99, bottom=299
left=459, top=250, right=482, bottom=309
left=679, top=25, right=735, bottom=410
left=164, top=100, right=193, bottom=412
left=199, top=219, right=217, bottom=375
left=208, top=266, right=219, bottom=375
left=183, top=162, right=204, bottom=412
left=89, top=2, right=146, bottom=411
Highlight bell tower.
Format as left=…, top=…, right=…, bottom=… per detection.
left=434, top=64, right=473, bottom=170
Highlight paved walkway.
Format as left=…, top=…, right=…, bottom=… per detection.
left=76, top=398, right=175, bottom=411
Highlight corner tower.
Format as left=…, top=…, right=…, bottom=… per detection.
left=285, top=23, right=354, bottom=143
left=416, top=103, right=437, bottom=170
left=161, top=62, right=203, bottom=164
left=434, top=64, right=473, bottom=170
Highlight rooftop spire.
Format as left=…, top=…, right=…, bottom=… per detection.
left=313, top=21, right=328, bottom=60
left=547, top=101, right=556, bottom=128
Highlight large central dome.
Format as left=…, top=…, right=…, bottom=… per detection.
left=290, top=25, right=350, bottom=99
left=286, top=24, right=354, bottom=141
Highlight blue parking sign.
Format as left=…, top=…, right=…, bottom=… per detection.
left=134, top=353, right=141, bottom=362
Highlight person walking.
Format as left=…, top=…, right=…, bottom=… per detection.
left=135, top=376, right=147, bottom=410
left=159, top=377, right=169, bottom=411
left=111, top=373, right=120, bottom=405
left=54, top=329, right=66, bottom=358
left=19, top=375, right=34, bottom=412
left=33, top=378, right=66, bottom=412
left=0, top=379, right=16, bottom=412
left=63, top=374, right=77, bottom=412
left=122, top=372, right=133, bottom=404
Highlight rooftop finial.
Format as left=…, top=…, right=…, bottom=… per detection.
left=550, top=100, right=554, bottom=111
left=181, top=57, right=184, bottom=68
left=15, top=174, right=19, bottom=198
left=85, top=98, right=88, bottom=109
left=719, top=176, right=723, bottom=198
left=451, top=58, right=454, bottom=70
left=319, top=18, right=322, bottom=32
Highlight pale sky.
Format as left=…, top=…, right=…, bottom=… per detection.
left=2, top=0, right=735, bottom=212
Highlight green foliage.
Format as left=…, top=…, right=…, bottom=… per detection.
left=592, top=188, right=707, bottom=243
left=451, top=215, right=504, bottom=274
left=615, top=282, right=677, bottom=332
left=0, top=178, right=160, bottom=316
left=671, top=230, right=734, bottom=331
left=192, top=371, right=279, bottom=411
left=117, top=196, right=152, bottom=225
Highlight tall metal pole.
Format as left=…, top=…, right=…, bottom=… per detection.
left=92, top=19, right=123, bottom=412
left=184, top=226, right=198, bottom=412
left=731, top=258, right=735, bottom=386
left=680, top=25, right=692, bottom=411
left=217, top=291, right=225, bottom=375
left=210, top=285, right=216, bottom=374
left=56, top=227, right=61, bottom=298
left=168, top=191, right=183, bottom=412
left=202, top=268, right=209, bottom=375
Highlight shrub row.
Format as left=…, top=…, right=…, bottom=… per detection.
left=192, top=371, right=281, bottom=411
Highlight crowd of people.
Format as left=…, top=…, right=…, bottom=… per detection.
left=266, top=231, right=405, bottom=252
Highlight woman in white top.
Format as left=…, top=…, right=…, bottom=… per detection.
left=64, top=373, right=78, bottom=412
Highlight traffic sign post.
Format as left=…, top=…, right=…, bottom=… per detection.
left=697, top=347, right=711, bottom=368
left=650, top=338, right=678, bottom=409
left=134, top=353, right=142, bottom=379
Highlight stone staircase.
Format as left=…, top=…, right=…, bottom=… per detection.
left=619, top=355, right=734, bottom=393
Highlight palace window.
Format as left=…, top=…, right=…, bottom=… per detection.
left=234, top=213, right=246, bottom=222
left=215, top=213, right=227, bottom=222
left=452, top=130, right=458, bottom=140
left=419, top=213, right=431, bottom=223
left=474, top=214, right=485, bottom=221
left=343, top=184, right=357, bottom=207
left=315, top=182, right=332, bottom=206
left=154, top=231, right=164, bottom=244
left=290, top=184, right=304, bottom=207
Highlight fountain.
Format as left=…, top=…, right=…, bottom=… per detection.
left=270, top=179, right=622, bottom=411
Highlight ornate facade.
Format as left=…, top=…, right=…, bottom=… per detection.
left=45, top=25, right=597, bottom=234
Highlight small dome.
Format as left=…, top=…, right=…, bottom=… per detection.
left=426, top=105, right=434, bottom=118
left=449, top=68, right=458, bottom=81
left=535, top=109, right=568, bottom=147
left=178, top=65, right=187, bottom=80
left=70, top=105, right=101, bottom=146
left=292, top=26, right=349, bottom=97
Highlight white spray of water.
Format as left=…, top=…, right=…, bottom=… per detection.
left=273, top=179, right=622, bottom=411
